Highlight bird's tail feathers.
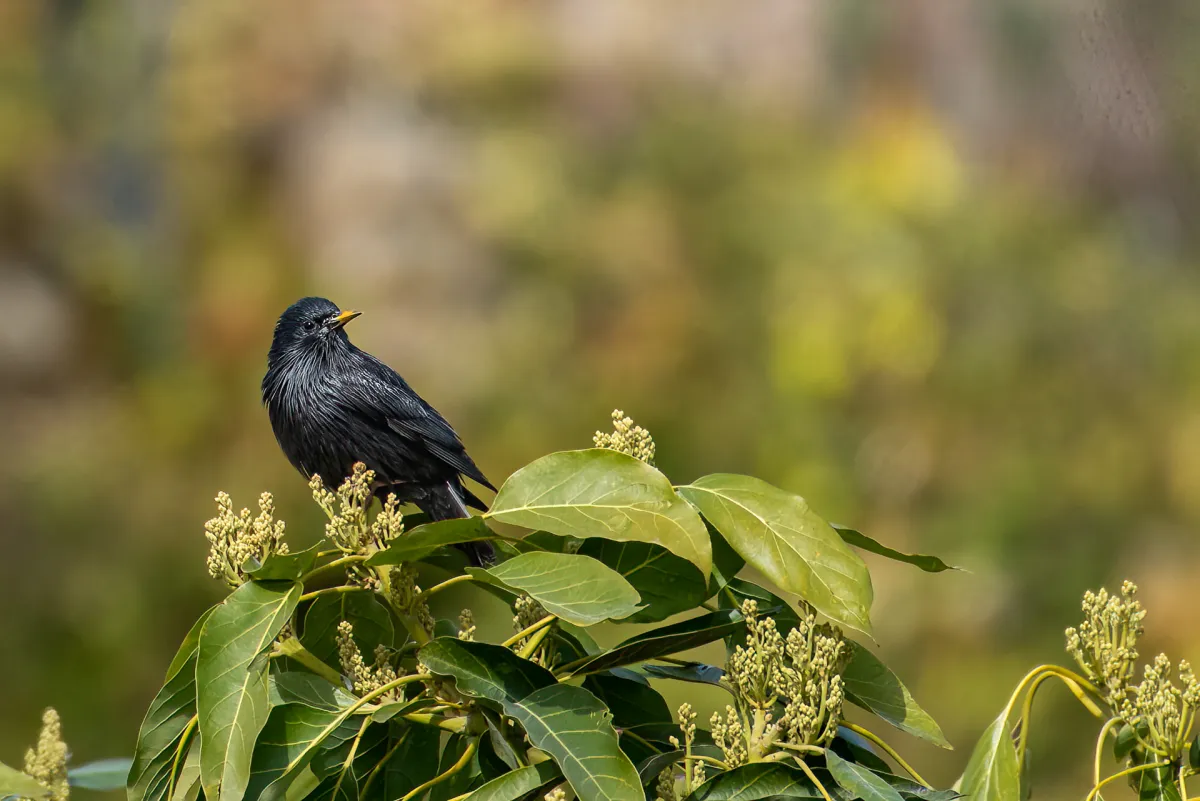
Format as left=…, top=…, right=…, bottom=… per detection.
left=416, top=481, right=496, bottom=566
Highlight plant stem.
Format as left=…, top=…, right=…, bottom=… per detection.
left=1014, top=672, right=1054, bottom=772
left=1085, top=762, right=1171, bottom=801
left=360, top=730, right=410, bottom=800
left=298, top=585, right=372, bottom=604
left=693, top=755, right=728, bottom=770
left=518, top=623, right=554, bottom=661
left=401, top=712, right=471, bottom=733
left=502, top=614, right=555, bottom=649
left=301, top=554, right=368, bottom=584
left=771, top=742, right=825, bottom=756
left=619, top=729, right=662, bottom=755
left=400, top=740, right=478, bottom=801
left=841, top=722, right=933, bottom=788
left=1093, top=717, right=1121, bottom=787
left=274, top=637, right=345, bottom=685
left=165, top=714, right=198, bottom=800
left=331, top=717, right=372, bottom=800
left=794, top=757, right=834, bottom=801
left=417, top=573, right=474, bottom=600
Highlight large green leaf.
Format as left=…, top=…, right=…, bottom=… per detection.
left=246, top=544, right=323, bottom=581
left=300, top=591, right=395, bottom=670
left=461, top=762, right=562, bottom=801
left=197, top=580, right=302, bottom=801
left=427, top=735, right=485, bottom=801
left=128, top=608, right=215, bottom=801
left=642, top=663, right=726, bottom=689
left=705, top=523, right=745, bottom=598
left=1139, top=762, right=1184, bottom=801
left=831, top=526, right=959, bottom=573
left=244, top=704, right=343, bottom=801
left=0, top=762, right=49, bottom=799
left=956, top=712, right=1020, bottom=801
left=503, top=684, right=641, bottom=801
left=309, top=721, right=390, bottom=801
left=469, top=552, right=642, bottom=626
left=563, top=610, right=745, bottom=676
left=678, top=474, right=873, bottom=636
left=487, top=449, right=712, bottom=576
left=378, top=727, right=442, bottom=801
left=268, top=673, right=357, bottom=712
left=717, top=579, right=801, bottom=638
left=419, top=638, right=556, bottom=705
left=843, top=644, right=950, bottom=749
left=169, top=741, right=201, bottom=801
left=68, top=759, right=133, bottom=791
left=582, top=673, right=674, bottom=735
left=365, top=518, right=496, bottom=566
left=687, top=763, right=823, bottom=800
left=578, top=539, right=709, bottom=623
left=824, top=750, right=904, bottom=801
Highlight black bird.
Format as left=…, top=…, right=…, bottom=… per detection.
left=262, top=297, right=495, bottom=563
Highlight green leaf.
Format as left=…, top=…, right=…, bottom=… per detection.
left=487, top=449, right=712, bottom=576
left=717, top=579, right=801, bottom=637
left=268, top=673, right=358, bottom=712
left=1191, top=735, right=1200, bottom=770
left=419, top=638, right=556, bottom=705
left=842, top=643, right=951, bottom=749
left=310, top=721, right=390, bottom=801
left=244, top=704, right=341, bottom=801
left=197, top=580, right=302, bottom=801
left=831, top=526, right=959, bottom=573
left=705, top=523, right=745, bottom=597
left=365, top=517, right=496, bottom=566
left=582, top=673, right=674, bottom=734
left=564, top=610, right=745, bottom=676
left=169, top=740, right=201, bottom=801
left=68, top=759, right=134, bottom=791
left=369, top=697, right=436, bottom=723
left=825, top=750, right=904, bottom=801
left=503, top=684, right=641, bottom=801
left=461, top=762, right=562, bottom=801
left=300, top=591, right=395, bottom=671
left=1139, top=763, right=1184, bottom=801
left=956, top=712, right=1020, bottom=801
left=427, top=735, right=484, bottom=801
left=379, top=727, right=442, bottom=801
left=469, top=552, right=642, bottom=626
left=678, top=474, right=873, bottom=637
left=246, top=544, right=323, bottom=581
left=635, top=751, right=684, bottom=787
left=128, top=608, right=215, bottom=801
left=578, top=539, right=709, bottom=623
left=687, top=762, right=823, bottom=799
left=642, top=662, right=726, bottom=689
left=0, top=762, right=49, bottom=799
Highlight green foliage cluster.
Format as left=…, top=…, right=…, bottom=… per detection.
left=2, top=413, right=959, bottom=801
left=959, top=581, right=1200, bottom=800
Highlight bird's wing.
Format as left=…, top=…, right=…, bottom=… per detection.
left=343, top=353, right=496, bottom=491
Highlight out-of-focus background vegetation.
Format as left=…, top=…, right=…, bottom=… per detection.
left=2, top=1, right=1198, bottom=797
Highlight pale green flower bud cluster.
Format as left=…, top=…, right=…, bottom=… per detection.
left=1065, top=580, right=1145, bottom=706
left=457, top=609, right=477, bottom=641
left=712, top=600, right=848, bottom=764
left=666, top=703, right=705, bottom=792
left=336, top=621, right=402, bottom=699
left=594, top=409, right=655, bottom=465
left=205, top=491, right=290, bottom=587
left=1120, top=654, right=1200, bottom=760
left=23, top=708, right=69, bottom=801
left=388, top=564, right=434, bottom=638
left=311, top=463, right=384, bottom=554
left=512, top=594, right=553, bottom=665
left=543, top=787, right=567, bottom=801
left=654, top=767, right=679, bottom=801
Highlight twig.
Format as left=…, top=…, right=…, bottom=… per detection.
left=400, top=740, right=478, bottom=801
left=840, top=722, right=933, bottom=789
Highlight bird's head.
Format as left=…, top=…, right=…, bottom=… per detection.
left=267, top=296, right=361, bottom=367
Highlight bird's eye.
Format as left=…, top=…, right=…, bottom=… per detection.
left=303, top=320, right=316, bottom=332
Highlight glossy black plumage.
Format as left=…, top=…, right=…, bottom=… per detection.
left=262, top=297, right=494, bottom=562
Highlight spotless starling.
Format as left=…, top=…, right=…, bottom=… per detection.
left=262, top=297, right=495, bottom=563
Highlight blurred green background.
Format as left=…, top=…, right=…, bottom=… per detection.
left=3, top=1, right=1199, bottom=797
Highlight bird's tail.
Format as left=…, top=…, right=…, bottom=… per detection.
left=416, top=480, right=495, bottom=567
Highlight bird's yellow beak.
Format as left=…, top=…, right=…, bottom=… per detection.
left=331, top=309, right=362, bottom=329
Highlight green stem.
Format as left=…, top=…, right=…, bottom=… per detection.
left=1180, top=765, right=1189, bottom=801
left=165, top=715, right=198, bottom=800
left=518, top=623, right=553, bottom=661
left=619, top=729, right=663, bottom=755
left=502, top=614, right=556, bottom=649
left=400, top=740, right=478, bottom=801
left=794, top=757, right=834, bottom=801
left=841, top=722, right=932, bottom=788
left=1014, top=672, right=1054, bottom=773
left=1085, top=762, right=1171, bottom=801
left=298, top=585, right=372, bottom=604
left=274, top=637, right=345, bottom=686
left=401, top=712, right=471, bottom=733
left=417, top=573, right=474, bottom=600
left=301, top=554, right=368, bottom=584
left=1093, top=717, right=1121, bottom=787
left=771, top=742, right=825, bottom=756
left=331, top=717, right=372, bottom=800
left=360, top=729, right=410, bottom=800
left=693, top=755, right=728, bottom=770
